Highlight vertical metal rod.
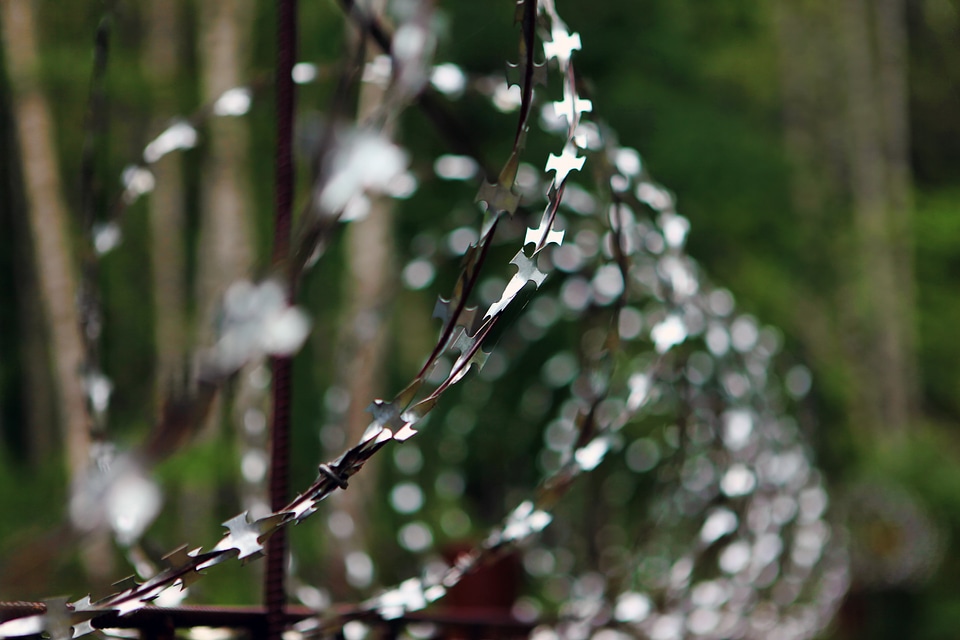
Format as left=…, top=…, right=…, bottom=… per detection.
left=266, top=1, right=297, bottom=639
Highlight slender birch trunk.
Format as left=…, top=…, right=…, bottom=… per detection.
left=4, top=165, right=58, bottom=465
left=774, top=0, right=917, bottom=435
left=194, top=0, right=270, bottom=564
left=1, top=0, right=90, bottom=480
left=197, top=0, right=255, bottom=327
left=841, top=0, right=915, bottom=434
left=874, top=0, right=918, bottom=426
left=145, top=0, right=188, bottom=401
left=773, top=0, right=863, bottom=427
left=326, top=0, right=398, bottom=596
left=0, top=0, right=121, bottom=586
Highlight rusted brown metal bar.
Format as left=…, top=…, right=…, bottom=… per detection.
left=266, top=0, right=298, bottom=639
left=1, top=603, right=537, bottom=637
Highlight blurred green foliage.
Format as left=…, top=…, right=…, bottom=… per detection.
left=2, top=1, right=960, bottom=638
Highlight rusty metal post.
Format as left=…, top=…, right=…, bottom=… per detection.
left=265, top=1, right=297, bottom=639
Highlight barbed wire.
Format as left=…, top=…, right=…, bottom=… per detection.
left=292, top=1, right=848, bottom=638
left=0, top=1, right=849, bottom=638
left=0, top=0, right=559, bottom=636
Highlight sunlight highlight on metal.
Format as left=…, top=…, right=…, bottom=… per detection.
left=208, top=279, right=311, bottom=373
left=142, top=120, right=197, bottom=164
left=0, top=0, right=851, bottom=637
left=212, top=87, right=252, bottom=116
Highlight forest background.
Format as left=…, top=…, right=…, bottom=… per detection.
left=1, top=0, right=959, bottom=638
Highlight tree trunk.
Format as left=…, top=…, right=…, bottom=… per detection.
left=840, top=0, right=916, bottom=434
left=874, top=0, right=918, bottom=426
left=1, top=101, right=57, bottom=465
left=773, top=0, right=864, bottom=429
left=194, top=0, right=270, bottom=568
left=774, top=0, right=917, bottom=436
left=1, top=0, right=121, bottom=587
left=1, top=0, right=91, bottom=479
left=197, top=0, right=255, bottom=329
left=326, top=0, right=398, bottom=597
left=144, top=0, right=188, bottom=402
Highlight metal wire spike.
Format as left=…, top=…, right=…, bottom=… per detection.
left=543, top=28, right=581, bottom=64
left=216, top=512, right=265, bottom=561
left=546, top=146, right=586, bottom=187
left=525, top=210, right=565, bottom=252
left=475, top=180, right=521, bottom=216
left=505, top=59, right=547, bottom=89
left=484, top=250, right=549, bottom=320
